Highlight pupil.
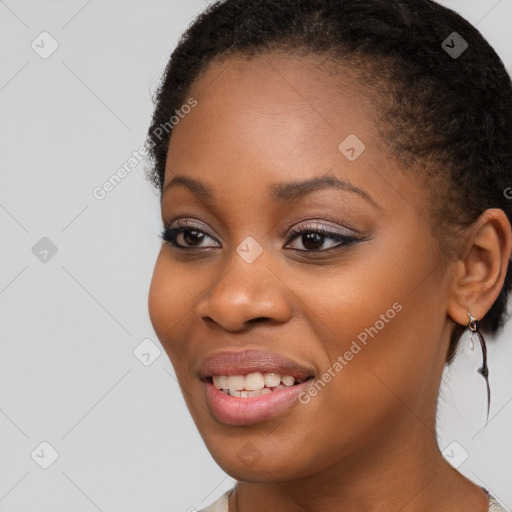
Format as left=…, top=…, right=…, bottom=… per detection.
left=184, top=230, right=204, bottom=246
left=303, top=233, right=323, bottom=250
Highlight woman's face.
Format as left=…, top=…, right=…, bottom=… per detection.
left=148, top=53, right=455, bottom=481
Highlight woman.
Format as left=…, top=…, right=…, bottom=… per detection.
left=146, top=1, right=512, bottom=510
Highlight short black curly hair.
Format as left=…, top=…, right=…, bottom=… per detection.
left=146, top=0, right=512, bottom=363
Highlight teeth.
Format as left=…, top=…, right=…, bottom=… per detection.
left=264, top=372, right=281, bottom=387
left=240, top=390, right=261, bottom=397
left=212, top=371, right=300, bottom=395
left=281, top=375, right=295, bottom=386
left=227, top=375, right=245, bottom=392
left=244, top=372, right=265, bottom=390
left=213, top=375, right=228, bottom=389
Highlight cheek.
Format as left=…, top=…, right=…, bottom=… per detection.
left=148, top=255, right=173, bottom=339
left=290, top=246, right=441, bottom=411
left=147, top=253, right=196, bottom=365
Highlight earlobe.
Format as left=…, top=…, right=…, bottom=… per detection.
left=446, top=208, right=512, bottom=327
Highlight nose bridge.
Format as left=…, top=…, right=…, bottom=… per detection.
left=195, top=243, right=293, bottom=330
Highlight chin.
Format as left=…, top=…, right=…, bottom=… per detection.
left=194, top=418, right=331, bottom=483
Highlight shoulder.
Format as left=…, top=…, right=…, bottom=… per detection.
left=198, top=488, right=235, bottom=512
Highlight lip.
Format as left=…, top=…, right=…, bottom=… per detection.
left=204, top=378, right=312, bottom=425
left=199, top=349, right=315, bottom=425
left=200, top=349, right=315, bottom=381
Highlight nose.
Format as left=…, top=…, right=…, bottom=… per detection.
left=195, top=251, right=293, bottom=332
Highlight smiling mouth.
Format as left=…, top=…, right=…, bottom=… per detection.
left=200, top=349, right=316, bottom=423
left=208, top=371, right=309, bottom=397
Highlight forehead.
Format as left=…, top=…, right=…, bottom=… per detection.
left=169, top=55, right=375, bottom=171
left=171, top=53, right=374, bottom=144
left=163, top=53, right=422, bottom=216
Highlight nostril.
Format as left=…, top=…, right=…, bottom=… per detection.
left=249, top=317, right=269, bottom=324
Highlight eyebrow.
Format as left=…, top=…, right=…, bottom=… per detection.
left=163, top=174, right=378, bottom=208
left=271, top=175, right=377, bottom=207
left=163, top=175, right=216, bottom=206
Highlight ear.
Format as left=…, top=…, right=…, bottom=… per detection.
left=447, top=208, right=512, bottom=326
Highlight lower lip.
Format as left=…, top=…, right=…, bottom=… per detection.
left=204, top=379, right=312, bottom=425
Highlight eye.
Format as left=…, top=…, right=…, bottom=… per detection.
left=159, top=219, right=361, bottom=253
left=159, top=219, right=220, bottom=249
left=285, top=222, right=360, bottom=252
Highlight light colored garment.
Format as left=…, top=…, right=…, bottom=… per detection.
left=199, top=487, right=508, bottom=512
left=199, top=489, right=233, bottom=512
left=488, top=493, right=509, bottom=512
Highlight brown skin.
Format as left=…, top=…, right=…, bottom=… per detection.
left=148, top=54, right=512, bottom=511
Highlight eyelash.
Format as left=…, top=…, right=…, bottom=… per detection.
left=159, top=219, right=360, bottom=254
left=287, top=223, right=359, bottom=252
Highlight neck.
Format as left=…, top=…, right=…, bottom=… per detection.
left=230, top=418, right=489, bottom=512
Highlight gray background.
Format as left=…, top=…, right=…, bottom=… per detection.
left=0, top=1, right=511, bottom=511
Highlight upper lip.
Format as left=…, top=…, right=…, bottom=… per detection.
left=200, top=350, right=315, bottom=381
